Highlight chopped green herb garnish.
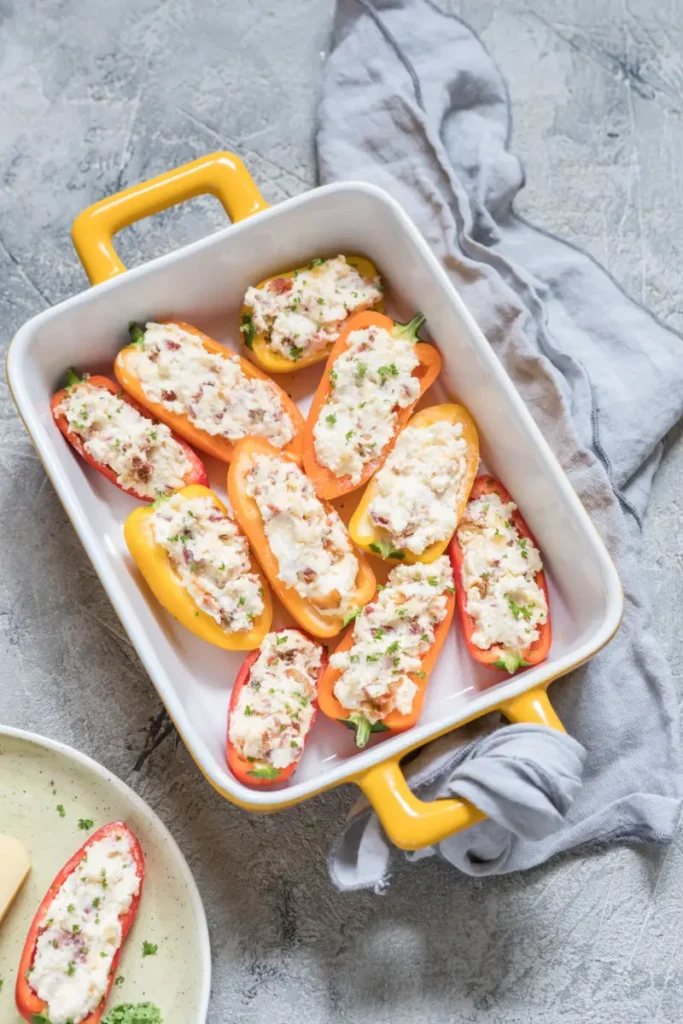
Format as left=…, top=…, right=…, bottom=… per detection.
left=244, top=706, right=252, bottom=716
left=309, top=258, right=325, bottom=268
left=326, top=413, right=337, bottom=426
left=102, top=1004, right=163, bottom=1024
left=56, top=804, right=66, bottom=817
left=78, top=818, right=94, bottom=831
left=67, top=903, right=75, bottom=913
left=289, top=345, right=304, bottom=361
left=92, top=897, right=100, bottom=909
left=276, top=634, right=288, bottom=645
left=507, top=598, right=533, bottom=621
left=345, top=430, right=354, bottom=442
left=328, top=368, right=338, bottom=386
left=426, top=577, right=439, bottom=586
left=386, top=640, right=400, bottom=655
left=141, top=941, right=158, bottom=957
left=356, top=361, right=368, bottom=379
left=67, top=960, right=76, bottom=976
left=415, top=671, right=426, bottom=679
left=115, top=975, right=125, bottom=986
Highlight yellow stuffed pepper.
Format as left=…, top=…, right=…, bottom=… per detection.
left=125, top=484, right=272, bottom=650
left=349, top=403, right=479, bottom=564
left=240, top=254, right=383, bottom=373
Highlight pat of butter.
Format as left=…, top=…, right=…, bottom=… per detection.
left=0, top=834, right=31, bottom=923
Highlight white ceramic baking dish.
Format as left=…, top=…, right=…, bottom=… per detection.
left=7, top=153, right=623, bottom=850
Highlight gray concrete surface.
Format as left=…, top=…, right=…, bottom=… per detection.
left=2, top=1, right=683, bottom=1021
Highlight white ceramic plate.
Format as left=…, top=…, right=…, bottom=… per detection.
left=0, top=726, right=210, bottom=1024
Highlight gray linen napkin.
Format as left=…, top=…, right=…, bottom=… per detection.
left=317, top=0, right=683, bottom=889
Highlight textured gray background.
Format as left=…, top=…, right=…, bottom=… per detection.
left=2, top=1, right=683, bottom=1021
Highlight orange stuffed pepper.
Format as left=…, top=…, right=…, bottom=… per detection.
left=449, top=475, right=552, bottom=674
left=349, top=403, right=479, bottom=564
left=241, top=254, right=383, bottom=373
left=125, top=484, right=272, bottom=650
left=228, top=437, right=375, bottom=639
left=115, top=320, right=304, bottom=464
left=226, top=627, right=327, bottom=786
left=303, top=310, right=441, bottom=500
left=318, top=557, right=455, bottom=748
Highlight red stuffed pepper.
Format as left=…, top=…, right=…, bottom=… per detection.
left=227, top=627, right=328, bottom=786
left=16, top=821, right=145, bottom=1024
left=52, top=370, right=208, bottom=502
left=449, top=474, right=552, bottom=674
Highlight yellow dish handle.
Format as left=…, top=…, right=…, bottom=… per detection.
left=356, top=685, right=564, bottom=851
left=72, top=151, right=269, bottom=286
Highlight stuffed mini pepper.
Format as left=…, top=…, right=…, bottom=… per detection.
left=16, top=822, right=144, bottom=1024
left=241, top=254, right=383, bottom=373
left=227, top=628, right=327, bottom=785
left=449, top=475, right=552, bottom=674
left=318, top=557, right=455, bottom=747
left=125, top=484, right=272, bottom=650
left=52, top=371, right=208, bottom=501
left=115, top=321, right=305, bottom=464
left=228, top=438, right=375, bottom=639
left=303, top=310, right=441, bottom=499
left=349, top=403, right=479, bottom=563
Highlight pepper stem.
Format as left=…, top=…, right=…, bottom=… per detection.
left=347, top=713, right=372, bottom=749
left=393, top=312, right=426, bottom=343
left=128, top=322, right=146, bottom=348
left=492, top=651, right=531, bottom=674
left=65, top=368, right=84, bottom=388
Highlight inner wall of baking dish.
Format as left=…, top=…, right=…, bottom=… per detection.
left=11, top=182, right=618, bottom=805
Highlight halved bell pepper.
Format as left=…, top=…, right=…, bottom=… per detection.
left=227, top=437, right=376, bottom=639
left=52, top=371, right=208, bottom=501
left=317, top=587, right=456, bottom=747
left=124, top=483, right=272, bottom=650
left=349, top=403, right=480, bottom=564
left=302, top=310, right=442, bottom=500
left=241, top=255, right=383, bottom=373
left=226, top=627, right=328, bottom=786
left=16, top=821, right=144, bottom=1024
left=114, top=321, right=305, bottom=464
left=449, top=474, right=552, bottom=674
